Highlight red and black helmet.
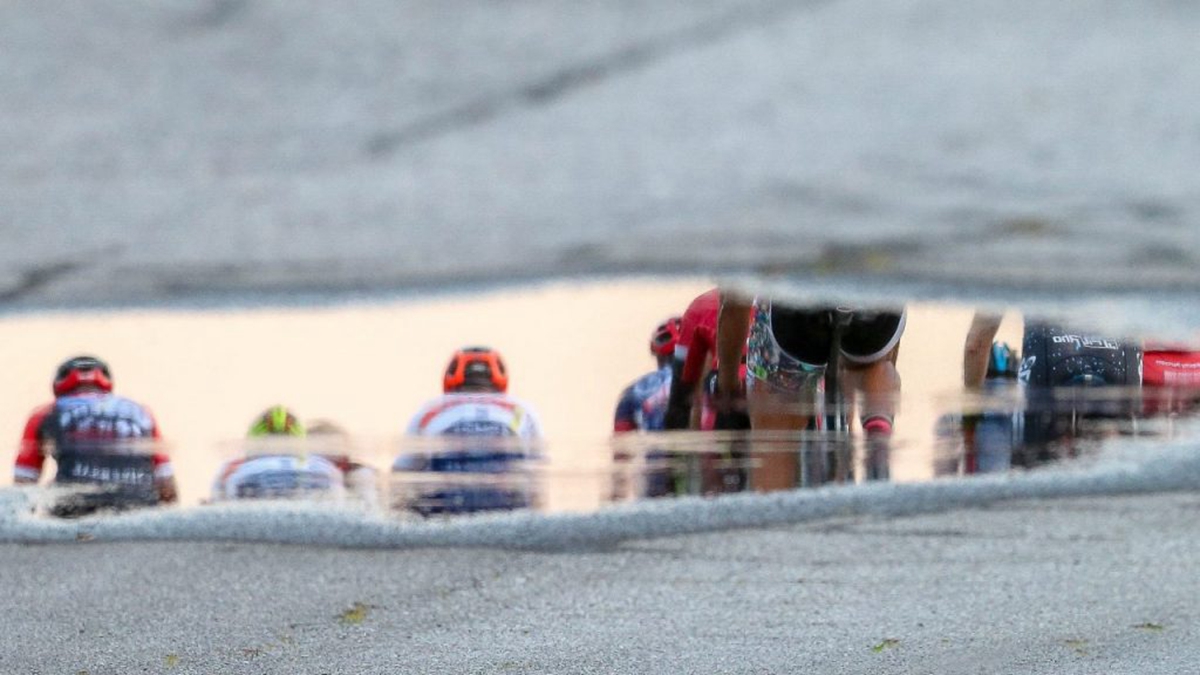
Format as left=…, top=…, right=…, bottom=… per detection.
left=650, top=316, right=683, bottom=358
left=444, top=346, right=508, bottom=393
left=53, top=355, right=114, bottom=397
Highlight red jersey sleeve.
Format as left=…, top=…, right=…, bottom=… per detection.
left=14, top=403, right=53, bottom=482
left=677, top=289, right=721, bottom=386
left=143, top=409, right=174, bottom=475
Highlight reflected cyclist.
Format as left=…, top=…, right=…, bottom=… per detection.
left=716, top=292, right=905, bottom=492
left=664, top=288, right=752, bottom=431
left=210, top=406, right=346, bottom=501
left=963, top=311, right=1143, bottom=465
left=15, top=355, right=178, bottom=516
left=393, top=346, right=543, bottom=515
left=613, top=316, right=680, bottom=434
left=612, top=316, right=682, bottom=498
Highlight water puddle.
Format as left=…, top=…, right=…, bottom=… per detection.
left=3, top=278, right=1198, bottom=522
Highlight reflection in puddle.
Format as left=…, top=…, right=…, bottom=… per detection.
left=391, top=436, right=543, bottom=517
left=3, top=280, right=1199, bottom=520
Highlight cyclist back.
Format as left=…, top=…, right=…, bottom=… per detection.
left=210, top=406, right=347, bottom=501
left=664, top=288, right=753, bottom=431
left=716, top=293, right=905, bottom=491
left=614, top=317, right=680, bottom=434
left=15, top=355, right=177, bottom=515
left=393, top=346, right=542, bottom=515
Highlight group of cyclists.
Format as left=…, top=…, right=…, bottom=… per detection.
left=615, top=288, right=1200, bottom=494
left=13, top=286, right=1200, bottom=518
left=14, top=346, right=543, bottom=517
left=612, top=287, right=906, bottom=495
left=946, top=311, right=1200, bottom=474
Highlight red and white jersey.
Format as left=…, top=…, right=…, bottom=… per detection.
left=15, top=394, right=171, bottom=484
left=1143, top=346, right=1200, bottom=388
left=210, top=453, right=346, bottom=502
left=1142, top=345, right=1200, bottom=415
left=674, top=288, right=721, bottom=387
left=406, top=393, right=543, bottom=439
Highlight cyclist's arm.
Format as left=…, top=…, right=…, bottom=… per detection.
left=663, top=357, right=697, bottom=430
left=964, top=311, right=1003, bottom=389
left=716, top=291, right=752, bottom=400
left=14, top=407, right=50, bottom=484
left=147, top=413, right=177, bottom=503
left=614, top=382, right=639, bottom=433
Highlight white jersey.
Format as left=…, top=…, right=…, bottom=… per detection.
left=210, top=454, right=346, bottom=502
left=405, top=393, right=543, bottom=439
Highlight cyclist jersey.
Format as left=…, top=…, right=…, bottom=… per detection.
left=211, top=454, right=346, bottom=501
left=15, top=393, right=171, bottom=485
left=1141, top=346, right=1200, bottom=415
left=675, top=288, right=721, bottom=386
left=1019, top=323, right=1143, bottom=450
left=1142, top=347, right=1200, bottom=387
left=395, top=393, right=542, bottom=516
left=405, top=393, right=543, bottom=439
left=614, top=365, right=672, bottom=433
left=1019, top=323, right=1142, bottom=390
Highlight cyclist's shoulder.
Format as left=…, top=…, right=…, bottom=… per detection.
left=632, top=366, right=671, bottom=394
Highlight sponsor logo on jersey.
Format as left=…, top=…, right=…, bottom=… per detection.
left=1051, top=335, right=1120, bottom=350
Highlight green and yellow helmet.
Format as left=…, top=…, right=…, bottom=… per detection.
left=248, top=405, right=306, bottom=437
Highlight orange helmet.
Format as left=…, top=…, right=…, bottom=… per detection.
left=443, top=346, right=508, bottom=393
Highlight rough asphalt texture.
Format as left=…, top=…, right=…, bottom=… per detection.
left=2, top=438, right=1200, bottom=673
left=2, top=492, right=1198, bottom=674
left=3, top=0, right=1200, bottom=318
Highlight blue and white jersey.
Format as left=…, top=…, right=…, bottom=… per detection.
left=44, top=394, right=157, bottom=445
left=613, top=365, right=672, bottom=433
left=39, top=394, right=167, bottom=489
left=211, top=454, right=345, bottom=501
left=394, top=393, right=543, bottom=515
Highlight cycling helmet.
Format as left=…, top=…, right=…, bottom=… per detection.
left=248, top=405, right=306, bottom=437
left=444, top=346, right=508, bottom=393
left=52, top=355, right=114, bottom=396
left=650, top=316, right=683, bottom=358
left=987, top=342, right=1019, bottom=380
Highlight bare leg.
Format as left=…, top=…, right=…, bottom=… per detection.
left=746, top=385, right=812, bottom=493
left=846, top=350, right=901, bottom=426
left=843, top=349, right=901, bottom=481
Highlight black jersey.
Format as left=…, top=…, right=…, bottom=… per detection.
left=1019, top=323, right=1142, bottom=390
left=1018, top=323, right=1142, bottom=457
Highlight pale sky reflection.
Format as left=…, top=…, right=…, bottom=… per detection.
left=1, top=279, right=1019, bottom=510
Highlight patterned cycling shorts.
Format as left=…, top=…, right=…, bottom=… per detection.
left=745, top=301, right=827, bottom=395
left=745, top=300, right=905, bottom=395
